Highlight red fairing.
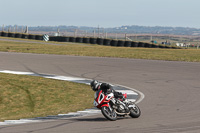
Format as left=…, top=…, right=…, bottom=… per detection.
left=123, top=93, right=127, bottom=98
left=101, top=104, right=109, bottom=107
left=94, top=89, right=114, bottom=109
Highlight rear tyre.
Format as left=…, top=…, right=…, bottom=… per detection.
left=129, top=104, right=141, bottom=118
left=101, top=106, right=117, bottom=121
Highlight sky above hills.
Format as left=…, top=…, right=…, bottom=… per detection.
left=1, top=0, right=200, bottom=28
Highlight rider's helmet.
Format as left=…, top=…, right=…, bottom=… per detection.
left=90, top=80, right=101, bottom=91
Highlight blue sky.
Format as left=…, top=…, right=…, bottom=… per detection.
left=0, top=0, right=200, bottom=28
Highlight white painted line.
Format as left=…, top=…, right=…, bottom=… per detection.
left=4, top=120, right=27, bottom=124
left=0, top=70, right=90, bottom=84
left=58, top=112, right=79, bottom=116
left=57, top=114, right=71, bottom=116
left=77, top=110, right=101, bottom=114
left=0, top=122, right=9, bottom=125
left=0, top=70, right=34, bottom=75
left=19, top=119, right=41, bottom=122
left=44, top=75, right=86, bottom=81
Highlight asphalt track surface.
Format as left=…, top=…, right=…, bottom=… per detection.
left=0, top=52, right=200, bottom=133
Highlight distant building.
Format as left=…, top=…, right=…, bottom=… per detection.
left=176, top=43, right=190, bottom=47
left=176, top=43, right=184, bottom=47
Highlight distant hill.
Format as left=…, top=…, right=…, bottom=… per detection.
left=106, top=25, right=200, bottom=36
left=1, top=25, right=200, bottom=36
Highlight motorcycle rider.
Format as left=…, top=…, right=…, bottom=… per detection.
left=90, top=80, right=124, bottom=100
left=91, top=80, right=129, bottom=113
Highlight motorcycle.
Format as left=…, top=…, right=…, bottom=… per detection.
left=93, top=89, right=141, bottom=121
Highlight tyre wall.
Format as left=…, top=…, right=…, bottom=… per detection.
left=103, top=39, right=111, bottom=46
left=28, top=34, right=36, bottom=40
left=2, top=32, right=8, bottom=37
left=83, top=37, right=90, bottom=43
left=138, top=42, right=145, bottom=47
left=144, top=43, right=152, bottom=48
left=69, top=37, right=76, bottom=42
left=8, top=33, right=15, bottom=37
left=117, top=40, right=125, bottom=47
left=21, top=34, right=28, bottom=39
left=131, top=41, right=138, bottom=47
left=90, top=38, right=97, bottom=44
left=97, top=38, right=104, bottom=45
left=110, top=40, right=118, bottom=47
left=124, top=41, right=131, bottom=47
left=0, top=32, right=180, bottom=49
left=60, top=37, right=69, bottom=42
left=76, top=37, right=83, bottom=43
left=15, top=33, right=23, bottom=38
left=35, top=35, right=43, bottom=40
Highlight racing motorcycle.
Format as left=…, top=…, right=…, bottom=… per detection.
left=93, top=89, right=141, bottom=121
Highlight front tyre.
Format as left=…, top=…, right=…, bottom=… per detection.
left=101, top=106, right=117, bottom=121
left=129, top=104, right=141, bottom=118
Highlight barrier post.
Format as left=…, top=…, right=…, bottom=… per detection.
left=2, top=24, right=4, bottom=31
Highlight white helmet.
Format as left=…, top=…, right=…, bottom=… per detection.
left=90, top=80, right=101, bottom=91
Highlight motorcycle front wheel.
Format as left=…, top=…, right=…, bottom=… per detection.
left=101, top=106, right=117, bottom=121
left=129, top=104, right=141, bottom=118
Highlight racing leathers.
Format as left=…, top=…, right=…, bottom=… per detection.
left=100, top=83, right=124, bottom=99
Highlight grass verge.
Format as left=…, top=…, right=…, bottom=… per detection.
left=0, top=73, right=93, bottom=122
left=0, top=38, right=200, bottom=62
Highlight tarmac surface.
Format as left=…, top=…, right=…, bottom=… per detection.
left=0, top=52, right=200, bottom=133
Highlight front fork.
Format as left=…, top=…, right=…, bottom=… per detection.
left=107, top=103, right=113, bottom=112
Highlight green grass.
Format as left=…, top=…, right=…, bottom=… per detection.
left=0, top=73, right=93, bottom=121
left=0, top=38, right=200, bottom=62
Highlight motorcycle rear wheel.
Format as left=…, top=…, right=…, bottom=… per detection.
left=101, top=106, right=117, bottom=121
left=129, top=104, right=141, bottom=118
